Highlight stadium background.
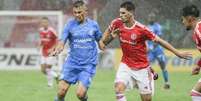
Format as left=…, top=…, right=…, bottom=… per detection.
left=0, top=0, right=201, bottom=101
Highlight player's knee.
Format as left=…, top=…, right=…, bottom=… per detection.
left=58, top=87, right=67, bottom=98
left=159, top=62, right=166, bottom=70
left=141, top=94, right=152, bottom=101
left=115, top=82, right=126, bottom=93
left=40, top=65, right=46, bottom=74
left=76, top=91, right=86, bottom=99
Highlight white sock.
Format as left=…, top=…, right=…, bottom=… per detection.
left=51, top=70, right=58, bottom=78
left=192, top=96, right=201, bottom=101
left=46, top=68, right=53, bottom=86
left=116, top=92, right=127, bottom=101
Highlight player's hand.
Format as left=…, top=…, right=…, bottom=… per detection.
left=176, top=51, right=192, bottom=60
left=192, top=66, right=201, bottom=75
left=49, top=41, right=64, bottom=56
left=99, top=40, right=106, bottom=50
left=111, top=28, right=120, bottom=38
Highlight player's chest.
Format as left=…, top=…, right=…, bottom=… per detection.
left=119, top=28, right=143, bottom=42
left=70, top=25, right=96, bottom=38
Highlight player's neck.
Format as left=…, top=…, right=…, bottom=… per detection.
left=193, top=18, right=201, bottom=29
left=44, top=27, right=48, bottom=30
left=78, top=17, right=87, bottom=24
left=124, top=18, right=135, bottom=28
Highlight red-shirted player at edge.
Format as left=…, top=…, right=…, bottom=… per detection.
left=99, top=1, right=192, bottom=101
left=181, top=4, right=201, bottom=101
left=39, top=17, right=59, bottom=87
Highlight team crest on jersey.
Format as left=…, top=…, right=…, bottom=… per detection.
left=131, top=33, right=137, bottom=40
left=88, top=29, right=95, bottom=35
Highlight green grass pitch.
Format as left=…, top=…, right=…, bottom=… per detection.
left=0, top=69, right=200, bottom=101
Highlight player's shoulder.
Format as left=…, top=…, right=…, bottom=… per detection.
left=48, top=27, right=55, bottom=31
left=135, top=21, right=150, bottom=30
left=195, top=21, right=201, bottom=33
left=87, top=18, right=99, bottom=26
left=66, top=18, right=76, bottom=24
left=154, top=22, right=162, bottom=29
left=48, top=27, right=57, bottom=34
left=63, top=18, right=76, bottom=29
left=39, top=27, right=44, bottom=32
left=111, top=18, right=122, bottom=25
left=197, top=21, right=201, bottom=30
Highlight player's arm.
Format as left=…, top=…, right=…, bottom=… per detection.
left=50, top=23, right=70, bottom=56
left=192, top=59, right=201, bottom=75
left=37, top=31, right=44, bottom=51
left=154, top=36, right=192, bottom=59
left=99, top=28, right=119, bottom=50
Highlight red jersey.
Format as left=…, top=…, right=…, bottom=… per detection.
left=39, top=27, right=57, bottom=57
left=192, top=21, right=201, bottom=52
left=109, top=18, right=156, bottom=69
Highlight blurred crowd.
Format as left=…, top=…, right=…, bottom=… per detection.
left=0, top=0, right=200, bottom=48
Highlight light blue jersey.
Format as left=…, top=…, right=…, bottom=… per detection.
left=60, top=18, right=102, bottom=88
left=147, top=22, right=165, bottom=62
left=147, top=22, right=163, bottom=51
left=61, top=18, right=102, bottom=65
left=147, top=22, right=169, bottom=84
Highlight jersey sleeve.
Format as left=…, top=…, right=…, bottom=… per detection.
left=108, top=19, right=120, bottom=32
left=195, top=23, right=201, bottom=51
left=60, top=21, right=71, bottom=44
left=94, top=22, right=102, bottom=41
left=49, top=27, right=58, bottom=37
left=143, top=26, right=156, bottom=41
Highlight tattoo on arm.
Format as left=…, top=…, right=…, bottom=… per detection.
left=103, top=34, right=114, bottom=45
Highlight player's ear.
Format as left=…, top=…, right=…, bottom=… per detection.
left=189, top=16, right=195, bottom=23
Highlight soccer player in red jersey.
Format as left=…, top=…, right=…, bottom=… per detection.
left=99, top=1, right=192, bottom=101
left=181, top=4, right=201, bottom=101
left=39, top=17, right=58, bottom=87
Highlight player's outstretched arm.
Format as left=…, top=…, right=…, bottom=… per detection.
left=49, top=41, right=64, bottom=56
left=154, top=36, right=192, bottom=59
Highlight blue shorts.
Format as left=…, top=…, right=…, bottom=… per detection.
left=148, top=48, right=166, bottom=63
left=60, top=61, right=96, bottom=89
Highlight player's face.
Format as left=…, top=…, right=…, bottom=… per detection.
left=181, top=16, right=193, bottom=30
left=73, top=6, right=87, bottom=23
left=40, top=19, right=49, bottom=28
left=119, top=8, right=133, bottom=23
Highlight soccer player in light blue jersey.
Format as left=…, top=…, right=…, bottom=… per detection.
left=147, top=12, right=170, bottom=89
left=51, top=1, right=102, bottom=101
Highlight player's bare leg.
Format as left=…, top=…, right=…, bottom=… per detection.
left=115, top=82, right=127, bottom=101
left=40, top=64, right=47, bottom=74
left=76, top=82, right=88, bottom=101
left=55, top=80, right=71, bottom=101
left=140, top=94, right=152, bottom=101
left=191, top=81, right=201, bottom=101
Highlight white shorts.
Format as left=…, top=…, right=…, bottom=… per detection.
left=40, top=56, right=57, bottom=65
left=115, top=62, right=154, bottom=94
